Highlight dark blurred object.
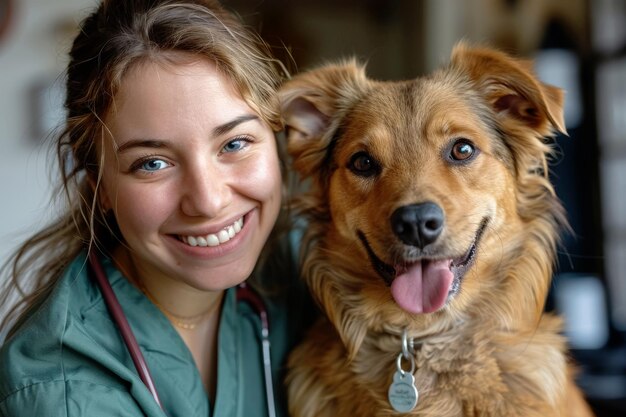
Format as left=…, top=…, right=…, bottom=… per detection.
left=0, top=0, right=14, bottom=44
left=541, top=3, right=626, bottom=416
left=222, top=0, right=426, bottom=79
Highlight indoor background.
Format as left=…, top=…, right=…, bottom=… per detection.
left=0, top=0, right=624, bottom=415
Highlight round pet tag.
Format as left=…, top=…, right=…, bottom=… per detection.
left=388, top=353, right=418, bottom=412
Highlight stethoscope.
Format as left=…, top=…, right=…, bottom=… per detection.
left=88, top=250, right=276, bottom=417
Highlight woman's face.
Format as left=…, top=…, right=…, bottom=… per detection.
left=99, top=58, right=282, bottom=292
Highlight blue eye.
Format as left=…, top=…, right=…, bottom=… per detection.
left=139, top=158, right=169, bottom=172
left=222, top=137, right=250, bottom=153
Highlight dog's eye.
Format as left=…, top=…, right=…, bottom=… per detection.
left=349, top=152, right=380, bottom=177
left=450, top=140, right=477, bottom=162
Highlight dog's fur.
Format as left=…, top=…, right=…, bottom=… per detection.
left=279, top=44, right=595, bottom=417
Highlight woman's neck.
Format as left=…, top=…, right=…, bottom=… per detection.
left=112, top=246, right=224, bottom=399
left=113, top=246, right=224, bottom=321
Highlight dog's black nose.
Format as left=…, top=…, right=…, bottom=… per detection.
left=391, top=202, right=444, bottom=249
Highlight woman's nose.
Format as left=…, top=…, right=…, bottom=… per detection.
left=179, top=168, right=231, bottom=218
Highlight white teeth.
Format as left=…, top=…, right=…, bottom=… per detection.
left=217, top=230, right=229, bottom=243
left=181, top=217, right=244, bottom=248
left=207, top=234, right=219, bottom=247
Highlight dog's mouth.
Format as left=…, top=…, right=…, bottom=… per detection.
left=357, top=217, right=489, bottom=314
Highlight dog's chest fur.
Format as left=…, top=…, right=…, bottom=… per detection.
left=292, top=316, right=566, bottom=417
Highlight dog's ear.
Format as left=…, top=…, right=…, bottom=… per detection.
left=451, top=42, right=566, bottom=138
left=279, top=60, right=369, bottom=178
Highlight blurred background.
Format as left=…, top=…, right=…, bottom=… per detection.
left=0, top=0, right=624, bottom=414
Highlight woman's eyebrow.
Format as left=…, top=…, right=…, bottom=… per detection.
left=115, top=114, right=260, bottom=154
left=116, top=139, right=166, bottom=154
left=213, top=114, right=259, bottom=136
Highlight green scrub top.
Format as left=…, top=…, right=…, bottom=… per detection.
left=0, top=252, right=311, bottom=416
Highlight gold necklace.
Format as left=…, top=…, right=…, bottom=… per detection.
left=139, top=282, right=222, bottom=330
left=112, top=251, right=221, bottom=330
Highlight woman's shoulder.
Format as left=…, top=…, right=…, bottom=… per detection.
left=0, top=255, right=78, bottom=379
left=1, top=253, right=95, bottom=339
left=0, top=253, right=125, bottom=406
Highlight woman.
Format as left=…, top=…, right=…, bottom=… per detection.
left=0, top=1, right=311, bottom=415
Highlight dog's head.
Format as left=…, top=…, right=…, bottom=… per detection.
left=281, top=44, right=566, bottom=331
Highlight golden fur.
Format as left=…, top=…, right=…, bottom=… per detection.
left=280, top=44, right=595, bottom=417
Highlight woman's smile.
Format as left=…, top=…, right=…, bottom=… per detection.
left=166, top=210, right=259, bottom=264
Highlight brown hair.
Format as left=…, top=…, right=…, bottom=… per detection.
left=0, top=0, right=288, bottom=340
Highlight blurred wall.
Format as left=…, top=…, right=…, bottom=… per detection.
left=0, top=0, right=90, bottom=262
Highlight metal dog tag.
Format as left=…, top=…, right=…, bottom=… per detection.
left=388, top=369, right=418, bottom=412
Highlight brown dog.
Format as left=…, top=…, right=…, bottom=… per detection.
left=279, top=44, right=595, bottom=417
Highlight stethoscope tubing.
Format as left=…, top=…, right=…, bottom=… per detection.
left=88, top=250, right=164, bottom=409
left=237, top=282, right=276, bottom=417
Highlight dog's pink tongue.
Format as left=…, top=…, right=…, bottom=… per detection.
left=390, top=260, right=453, bottom=314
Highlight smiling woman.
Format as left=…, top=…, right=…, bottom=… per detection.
left=0, top=1, right=313, bottom=416
left=99, top=59, right=282, bottom=296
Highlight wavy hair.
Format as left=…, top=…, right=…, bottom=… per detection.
left=0, top=0, right=288, bottom=340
